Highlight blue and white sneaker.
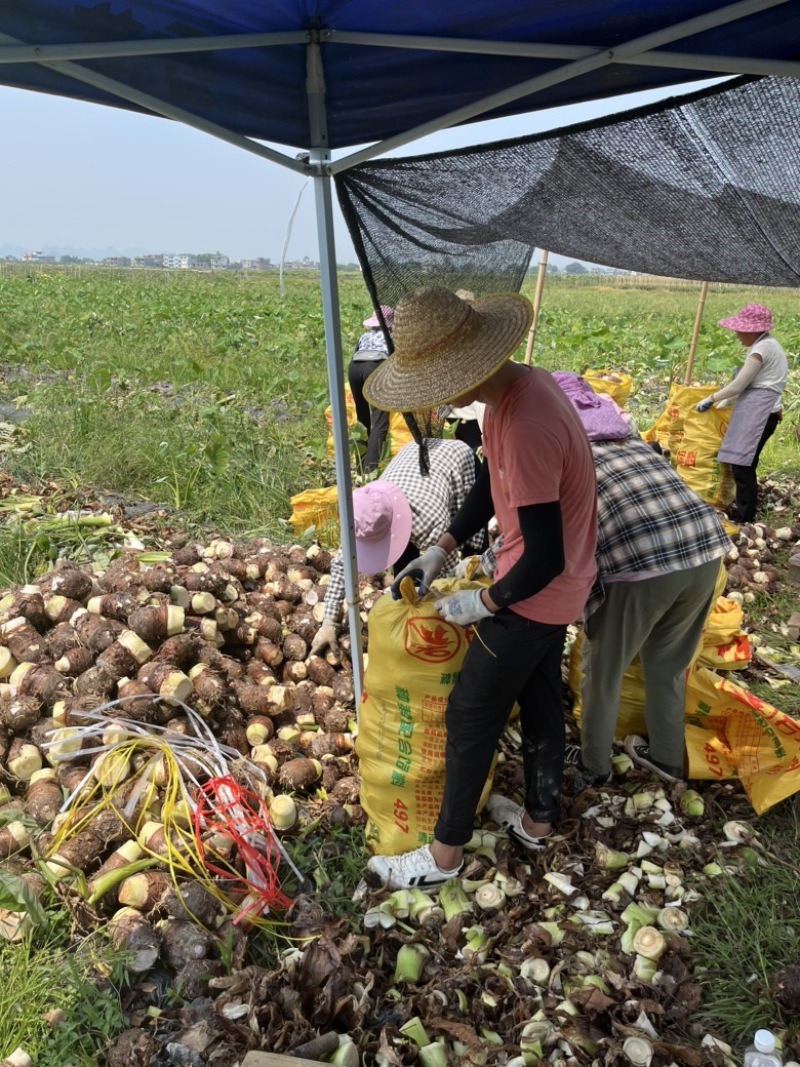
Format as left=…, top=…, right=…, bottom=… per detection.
left=367, top=845, right=463, bottom=890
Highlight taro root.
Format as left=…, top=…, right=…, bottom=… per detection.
left=54, top=646, right=96, bottom=677
left=245, top=611, right=283, bottom=643
left=10, top=662, right=68, bottom=705
left=254, top=637, right=284, bottom=668
left=183, top=567, right=229, bottom=596
left=318, top=704, right=351, bottom=734
left=7, top=738, right=44, bottom=781
left=331, top=672, right=355, bottom=707
left=46, top=621, right=81, bottom=659
left=87, top=840, right=145, bottom=903
left=278, top=757, right=323, bottom=791
left=282, top=660, right=308, bottom=684
left=188, top=663, right=227, bottom=707
left=216, top=722, right=249, bottom=755
left=162, top=881, right=220, bottom=928
left=151, top=632, right=198, bottom=668
left=0, top=820, right=30, bottom=860
left=72, top=608, right=123, bottom=653
left=139, top=565, right=177, bottom=593
left=0, top=587, right=48, bottom=629
left=231, top=680, right=277, bottom=716
left=0, top=646, right=17, bottom=681
left=2, top=618, right=46, bottom=664
left=96, top=631, right=153, bottom=680
left=157, top=917, right=213, bottom=970
left=0, top=695, right=43, bottom=733
left=309, top=732, right=354, bottom=759
left=44, top=595, right=85, bottom=625
left=49, top=564, right=96, bottom=603
left=87, top=592, right=137, bottom=621
left=108, top=907, right=161, bottom=973
left=245, top=660, right=276, bottom=686
left=117, top=870, right=172, bottom=911
left=193, top=644, right=244, bottom=682
left=330, top=775, right=361, bottom=805
left=221, top=621, right=257, bottom=648
left=245, top=715, right=275, bottom=746
left=306, top=655, right=336, bottom=688
left=127, top=604, right=185, bottom=644
left=46, top=828, right=105, bottom=878
left=73, top=663, right=118, bottom=698
left=283, top=633, right=308, bottom=662
left=25, top=768, right=64, bottom=825
left=172, top=544, right=202, bottom=567
left=306, top=544, right=332, bottom=573
left=137, top=661, right=192, bottom=705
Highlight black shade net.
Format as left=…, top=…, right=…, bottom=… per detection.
left=335, top=76, right=800, bottom=309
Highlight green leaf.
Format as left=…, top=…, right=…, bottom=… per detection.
left=0, top=867, right=46, bottom=925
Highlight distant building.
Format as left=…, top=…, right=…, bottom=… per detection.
left=133, top=254, right=165, bottom=268
left=163, top=253, right=194, bottom=269
left=103, top=256, right=131, bottom=267
left=22, top=250, right=55, bottom=262
left=241, top=257, right=274, bottom=271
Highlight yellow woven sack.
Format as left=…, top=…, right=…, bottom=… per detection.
left=684, top=667, right=800, bottom=813
left=695, top=596, right=752, bottom=671
left=288, top=485, right=340, bottom=546
left=356, top=575, right=495, bottom=855
left=643, top=384, right=734, bottom=510
left=584, top=369, right=633, bottom=408
left=325, top=388, right=411, bottom=460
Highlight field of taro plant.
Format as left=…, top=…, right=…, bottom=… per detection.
left=0, top=264, right=799, bottom=1067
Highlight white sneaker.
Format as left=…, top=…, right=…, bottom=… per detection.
left=484, top=793, right=551, bottom=851
left=367, top=844, right=463, bottom=890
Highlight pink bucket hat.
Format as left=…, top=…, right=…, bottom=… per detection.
left=718, top=303, right=774, bottom=333
left=363, top=305, right=394, bottom=329
left=352, top=481, right=412, bottom=574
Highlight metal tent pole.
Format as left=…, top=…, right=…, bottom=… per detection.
left=684, top=281, right=710, bottom=385
left=523, top=250, right=549, bottom=365
left=307, top=41, right=364, bottom=710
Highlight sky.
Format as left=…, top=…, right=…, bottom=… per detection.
left=0, top=75, right=723, bottom=265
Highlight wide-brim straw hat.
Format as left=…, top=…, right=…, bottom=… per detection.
left=363, top=286, right=533, bottom=411
left=718, top=303, right=774, bottom=333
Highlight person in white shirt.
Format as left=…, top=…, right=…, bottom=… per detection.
left=696, top=303, right=787, bottom=522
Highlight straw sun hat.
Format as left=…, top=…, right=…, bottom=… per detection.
left=363, top=286, right=532, bottom=411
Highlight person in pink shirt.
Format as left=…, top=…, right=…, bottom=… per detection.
left=361, top=286, right=597, bottom=890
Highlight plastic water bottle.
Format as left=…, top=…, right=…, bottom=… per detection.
left=744, top=1030, right=782, bottom=1067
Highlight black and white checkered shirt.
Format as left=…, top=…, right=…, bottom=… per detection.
left=586, top=436, right=732, bottom=615
left=324, top=438, right=483, bottom=622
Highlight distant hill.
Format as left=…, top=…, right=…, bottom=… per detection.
left=0, top=243, right=151, bottom=262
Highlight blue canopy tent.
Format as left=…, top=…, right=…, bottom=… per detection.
left=2, top=0, right=799, bottom=696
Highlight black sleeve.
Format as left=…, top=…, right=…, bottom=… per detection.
left=488, top=501, right=565, bottom=607
left=447, top=458, right=494, bottom=546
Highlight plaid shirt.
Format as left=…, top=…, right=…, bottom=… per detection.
left=325, top=438, right=483, bottom=622
left=586, top=436, right=732, bottom=616
left=351, top=329, right=390, bottom=361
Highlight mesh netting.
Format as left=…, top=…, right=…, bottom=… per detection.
left=336, top=76, right=800, bottom=305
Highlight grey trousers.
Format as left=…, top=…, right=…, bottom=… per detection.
left=580, top=557, right=721, bottom=776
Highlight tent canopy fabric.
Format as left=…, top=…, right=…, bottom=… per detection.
left=335, top=74, right=800, bottom=301
left=2, top=1, right=800, bottom=157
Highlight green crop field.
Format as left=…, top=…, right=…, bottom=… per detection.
left=0, top=264, right=798, bottom=544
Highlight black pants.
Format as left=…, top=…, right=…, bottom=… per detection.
left=730, top=411, right=780, bottom=522
left=435, top=611, right=567, bottom=845
left=348, top=359, right=389, bottom=474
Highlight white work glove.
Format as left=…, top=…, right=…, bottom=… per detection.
left=390, top=545, right=448, bottom=599
left=455, top=555, right=481, bottom=579
left=435, top=588, right=493, bottom=627
left=310, top=620, right=339, bottom=656
left=696, top=397, right=714, bottom=413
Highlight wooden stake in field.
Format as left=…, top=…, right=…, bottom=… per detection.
left=684, top=280, right=709, bottom=385
left=523, top=249, right=549, bottom=365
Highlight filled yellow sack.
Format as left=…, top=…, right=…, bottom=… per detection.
left=695, top=596, right=752, bottom=671
left=325, top=388, right=412, bottom=461
left=288, top=485, right=340, bottom=546
left=356, top=575, right=495, bottom=855
left=584, top=369, right=632, bottom=408
left=643, top=383, right=734, bottom=510
left=684, top=667, right=800, bottom=813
